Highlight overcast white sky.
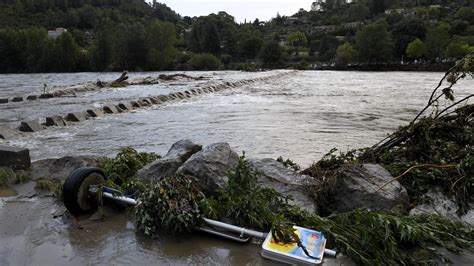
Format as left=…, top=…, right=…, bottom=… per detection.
left=157, top=0, right=311, bottom=23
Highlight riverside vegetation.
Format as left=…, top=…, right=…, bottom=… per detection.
left=0, top=0, right=473, bottom=72
left=89, top=55, right=474, bottom=264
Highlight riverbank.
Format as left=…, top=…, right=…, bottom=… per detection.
left=310, top=61, right=455, bottom=72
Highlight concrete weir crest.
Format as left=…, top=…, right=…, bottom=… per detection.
left=7, top=71, right=294, bottom=138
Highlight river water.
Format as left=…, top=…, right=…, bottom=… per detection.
left=0, top=71, right=473, bottom=265
left=1, top=70, right=472, bottom=167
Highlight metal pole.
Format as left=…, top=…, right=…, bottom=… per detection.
left=101, top=189, right=337, bottom=257
left=203, top=218, right=268, bottom=239
left=102, top=192, right=139, bottom=206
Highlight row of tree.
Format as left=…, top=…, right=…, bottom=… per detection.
left=0, top=0, right=473, bottom=72
left=333, top=20, right=474, bottom=66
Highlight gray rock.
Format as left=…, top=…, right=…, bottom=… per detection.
left=328, top=164, right=409, bottom=213
left=410, top=188, right=473, bottom=225
left=249, top=158, right=316, bottom=213
left=29, top=156, right=106, bottom=181
left=26, top=95, right=38, bottom=101
left=19, top=120, right=44, bottom=132
left=0, top=98, right=8, bottom=104
left=138, top=140, right=202, bottom=181
left=66, top=112, right=87, bottom=122
left=12, top=97, right=23, bottom=102
left=0, top=146, right=31, bottom=170
left=177, top=143, right=239, bottom=195
left=46, top=116, right=67, bottom=126
left=0, top=126, right=21, bottom=140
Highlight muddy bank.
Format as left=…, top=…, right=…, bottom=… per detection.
left=0, top=181, right=354, bottom=265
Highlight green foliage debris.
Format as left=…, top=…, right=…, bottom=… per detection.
left=0, top=167, right=14, bottom=188
left=35, top=179, right=64, bottom=197
left=212, top=154, right=291, bottom=230
left=134, top=174, right=208, bottom=236
left=14, top=173, right=29, bottom=184
left=104, top=147, right=160, bottom=185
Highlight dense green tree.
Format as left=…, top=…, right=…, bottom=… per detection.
left=345, top=3, right=370, bottom=22
left=355, top=21, right=395, bottom=63
left=115, top=23, right=146, bottom=70
left=392, top=18, right=426, bottom=58
left=335, top=43, right=356, bottom=65
left=238, top=31, right=264, bottom=59
left=189, top=12, right=238, bottom=57
left=406, top=38, right=427, bottom=59
left=90, top=25, right=115, bottom=71
left=312, top=34, right=339, bottom=62
left=444, top=40, right=472, bottom=59
left=455, top=7, right=474, bottom=24
left=52, top=32, right=81, bottom=71
left=425, top=24, right=450, bottom=60
left=145, top=21, right=177, bottom=70
left=187, top=53, right=221, bottom=70
left=288, top=31, right=308, bottom=48
left=259, top=40, right=283, bottom=67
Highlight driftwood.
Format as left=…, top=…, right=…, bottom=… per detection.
left=114, top=71, right=129, bottom=83
left=158, top=73, right=206, bottom=81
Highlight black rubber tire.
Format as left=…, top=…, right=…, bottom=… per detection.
left=62, top=167, right=106, bottom=215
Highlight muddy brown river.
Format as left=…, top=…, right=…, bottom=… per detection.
left=1, top=70, right=473, bottom=265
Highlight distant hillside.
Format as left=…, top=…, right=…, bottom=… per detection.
left=0, top=0, right=473, bottom=73
left=0, top=0, right=180, bottom=29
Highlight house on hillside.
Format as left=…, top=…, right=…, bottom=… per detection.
left=384, top=8, right=416, bottom=18
left=48, top=28, right=67, bottom=39
left=284, top=16, right=306, bottom=26
left=344, top=21, right=364, bottom=29
left=311, top=0, right=325, bottom=12
left=311, top=0, right=355, bottom=12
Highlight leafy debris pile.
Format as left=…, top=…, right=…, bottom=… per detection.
left=134, top=174, right=209, bottom=236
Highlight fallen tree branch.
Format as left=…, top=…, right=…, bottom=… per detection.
left=376, top=164, right=458, bottom=192
left=435, top=94, right=474, bottom=119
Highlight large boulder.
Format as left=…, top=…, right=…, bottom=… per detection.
left=138, top=140, right=202, bottom=181
left=327, top=164, right=409, bottom=213
left=410, top=188, right=474, bottom=225
left=249, top=158, right=317, bottom=213
left=177, top=143, right=239, bottom=195
left=29, top=156, right=106, bottom=181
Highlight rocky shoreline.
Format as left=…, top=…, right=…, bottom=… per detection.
left=1, top=138, right=473, bottom=264
left=1, top=139, right=472, bottom=226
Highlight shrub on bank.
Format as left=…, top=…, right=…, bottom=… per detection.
left=186, top=53, right=222, bottom=70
